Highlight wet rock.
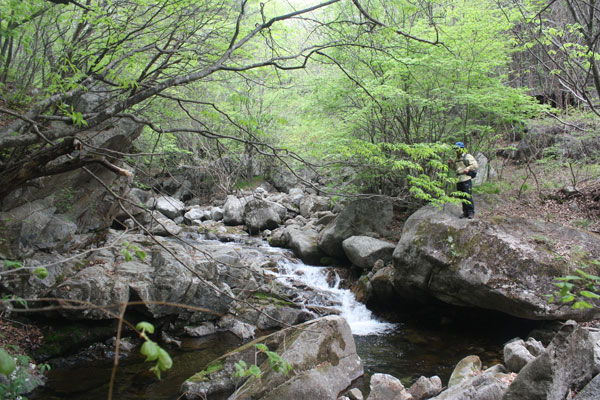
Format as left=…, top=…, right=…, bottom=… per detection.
left=502, top=322, right=600, bottom=400
left=503, top=338, right=536, bottom=373
left=185, top=322, right=217, bottom=337
left=182, top=316, right=363, bottom=400
left=408, top=375, right=442, bottom=399
left=347, top=387, right=364, bottom=400
left=367, top=373, right=413, bottom=400
left=342, top=236, right=395, bottom=270
left=287, top=226, right=325, bottom=265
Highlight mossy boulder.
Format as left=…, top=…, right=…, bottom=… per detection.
left=389, top=199, right=600, bottom=321
left=181, top=315, right=363, bottom=400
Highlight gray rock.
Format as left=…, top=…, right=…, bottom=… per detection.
left=37, top=214, right=77, bottom=251
left=210, top=207, right=223, bottom=221
left=408, top=375, right=442, bottom=399
left=184, top=207, right=210, bottom=224
left=299, top=195, right=330, bottom=218
left=367, top=373, right=413, bottom=400
left=448, top=355, right=482, bottom=387
left=347, top=387, right=364, bottom=400
left=319, top=198, right=393, bottom=259
left=524, top=337, right=545, bottom=357
left=390, top=202, right=600, bottom=320
left=0, top=198, right=56, bottom=258
left=182, top=316, right=363, bottom=400
left=504, top=338, right=536, bottom=373
left=574, top=374, right=600, bottom=400
left=287, top=226, right=325, bottom=265
left=153, top=195, right=185, bottom=219
left=223, top=195, right=247, bottom=225
left=147, top=211, right=183, bottom=236
left=432, top=364, right=512, bottom=400
left=184, top=322, right=217, bottom=337
left=502, top=322, right=600, bottom=400
left=342, top=236, right=395, bottom=270
left=244, top=198, right=286, bottom=233
left=289, top=187, right=304, bottom=206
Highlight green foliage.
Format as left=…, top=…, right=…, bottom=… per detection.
left=136, top=321, right=172, bottom=380
left=233, top=343, right=292, bottom=380
left=121, top=242, right=146, bottom=263
left=0, top=348, right=49, bottom=400
left=548, top=261, right=600, bottom=309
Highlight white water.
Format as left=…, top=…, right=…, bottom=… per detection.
left=276, top=258, right=396, bottom=336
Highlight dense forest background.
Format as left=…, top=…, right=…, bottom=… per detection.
left=1, top=0, right=598, bottom=210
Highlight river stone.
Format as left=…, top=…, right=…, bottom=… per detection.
left=223, top=195, right=247, bottom=225
left=289, top=187, right=304, bottom=206
left=367, top=373, right=413, bottom=400
left=184, top=206, right=210, bottom=224
left=448, top=355, right=482, bottom=387
left=244, top=198, right=286, bottom=233
left=432, top=364, right=512, bottom=400
left=299, top=195, right=330, bottom=218
left=408, top=375, right=443, bottom=399
left=502, top=322, right=600, bottom=400
left=574, top=374, right=600, bottom=400
left=147, top=211, right=182, bottom=236
left=182, top=316, right=363, bottom=400
left=347, top=387, right=364, bottom=400
left=287, top=226, right=325, bottom=265
left=319, top=197, right=393, bottom=259
left=153, top=195, right=185, bottom=219
left=342, top=236, right=395, bottom=270
left=504, top=338, right=536, bottom=373
left=390, top=201, right=600, bottom=320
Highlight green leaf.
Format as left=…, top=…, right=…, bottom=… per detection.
left=34, top=267, right=49, bottom=279
left=136, top=321, right=155, bottom=334
left=135, top=250, right=146, bottom=262
left=573, top=301, right=593, bottom=309
left=3, top=260, right=22, bottom=269
left=580, top=291, right=600, bottom=299
left=254, top=343, right=268, bottom=352
left=248, top=364, right=262, bottom=379
left=157, top=348, right=173, bottom=371
left=0, top=348, right=16, bottom=376
left=141, top=340, right=159, bottom=361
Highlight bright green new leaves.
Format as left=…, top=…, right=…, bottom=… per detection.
left=548, top=263, right=600, bottom=310
left=136, top=322, right=172, bottom=379
left=233, top=343, right=292, bottom=380
left=0, top=348, right=16, bottom=377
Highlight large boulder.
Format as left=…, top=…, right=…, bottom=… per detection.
left=299, top=195, right=330, bottom=218
left=0, top=116, right=142, bottom=257
left=181, top=316, right=363, bottom=400
left=319, top=197, right=394, bottom=259
left=432, top=363, right=512, bottom=400
left=223, top=195, right=247, bottom=225
left=287, top=226, right=325, bottom=265
left=244, top=198, right=286, bottom=233
left=502, top=322, right=600, bottom=400
left=367, top=373, right=413, bottom=400
left=342, top=236, right=395, bottom=270
left=390, top=200, right=600, bottom=320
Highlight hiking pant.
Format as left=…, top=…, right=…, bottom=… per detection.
left=457, top=179, right=474, bottom=216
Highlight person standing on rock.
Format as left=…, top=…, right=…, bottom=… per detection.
left=448, top=142, right=478, bottom=219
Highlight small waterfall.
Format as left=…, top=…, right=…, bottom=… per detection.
left=276, top=257, right=396, bottom=336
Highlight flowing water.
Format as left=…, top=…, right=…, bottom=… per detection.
left=31, top=235, right=535, bottom=399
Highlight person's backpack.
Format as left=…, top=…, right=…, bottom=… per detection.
left=463, top=154, right=478, bottom=178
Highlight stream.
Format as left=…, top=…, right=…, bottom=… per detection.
left=31, top=234, right=536, bottom=400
